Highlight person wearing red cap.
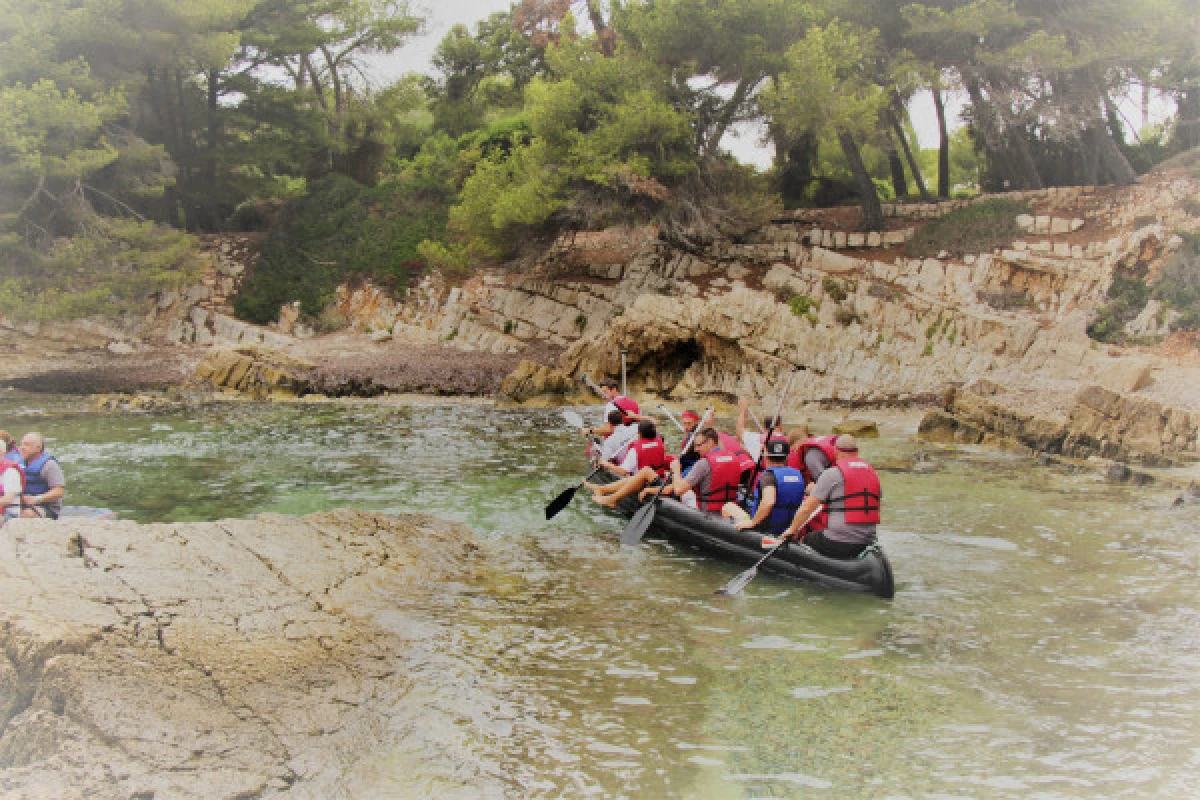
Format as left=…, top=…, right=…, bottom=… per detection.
left=782, top=434, right=882, bottom=559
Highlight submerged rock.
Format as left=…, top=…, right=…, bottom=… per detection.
left=0, top=511, right=504, bottom=799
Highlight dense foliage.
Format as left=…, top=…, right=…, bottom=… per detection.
left=2, top=0, right=1198, bottom=323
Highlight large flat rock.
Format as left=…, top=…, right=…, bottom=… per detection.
left=0, top=511, right=504, bottom=799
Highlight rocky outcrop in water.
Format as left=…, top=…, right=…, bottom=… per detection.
left=0, top=511, right=505, bottom=799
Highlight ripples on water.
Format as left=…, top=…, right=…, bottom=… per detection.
left=10, top=394, right=1200, bottom=798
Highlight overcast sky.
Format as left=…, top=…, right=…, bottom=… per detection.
left=368, top=1, right=1170, bottom=170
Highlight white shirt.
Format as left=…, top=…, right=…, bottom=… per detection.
left=601, top=423, right=638, bottom=462
left=1, top=467, right=21, bottom=518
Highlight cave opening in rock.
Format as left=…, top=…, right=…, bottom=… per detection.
left=636, top=339, right=703, bottom=397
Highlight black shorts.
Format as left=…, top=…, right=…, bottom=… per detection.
left=804, top=530, right=869, bottom=560
left=30, top=504, right=59, bottom=520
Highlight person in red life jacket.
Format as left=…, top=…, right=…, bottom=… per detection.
left=722, top=438, right=806, bottom=535
left=17, top=432, right=65, bottom=520
left=584, top=379, right=646, bottom=440
left=638, top=428, right=744, bottom=515
left=588, top=420, right=674, bottom=508
left=0, top=454, right=23, bottom=524
left=781, top=434, right=881, bottom=559
left=593, top=409, right=638, bottom=465
left=790, top=433, right=838, bottom=486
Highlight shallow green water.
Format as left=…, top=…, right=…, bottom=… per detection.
left=6, top=392, right=1200, bottom=798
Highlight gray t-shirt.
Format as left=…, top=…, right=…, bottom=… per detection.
left=682, top=458, right=713, bottom=499
left=812, top=465, right=876, bottom=544
left=805, top=449, right=831, bottom=481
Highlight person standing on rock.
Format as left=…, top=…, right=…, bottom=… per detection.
left=17, top=432, right=65, bottom=520
left=782, top=435, right=881, bottom=559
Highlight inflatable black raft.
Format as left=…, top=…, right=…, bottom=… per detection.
left=593, top=469, right=895, bottom=598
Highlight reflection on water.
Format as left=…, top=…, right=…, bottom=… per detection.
left=8, top=393, right=1200, bottom=798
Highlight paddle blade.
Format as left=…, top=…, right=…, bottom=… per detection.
left=562, top=410, right=584, bottom=429
left=715, top=566, right=758, bottom=596
left=619, top=500, right=657, bottom=546
left=545, top=485, right=578, bottom=520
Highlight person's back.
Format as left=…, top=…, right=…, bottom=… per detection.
left=808, top=435, right=880, bottom=556
left=0, top=458, right=23, bottom=523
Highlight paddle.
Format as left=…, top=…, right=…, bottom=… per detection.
left=561, top=410, right=584, bottom=430
left=579, top=373, right=605, bottom=398
left=545, top=464, right=606, bottom=520
left=745, top=367, right=801, bottom=488
left=620, top=350, right=628, bottom=396
left=619, top=407, right=711, bottom=547
left=657, top=404, right=685, bottom=434
left=714, top=505, right=823, bottom=596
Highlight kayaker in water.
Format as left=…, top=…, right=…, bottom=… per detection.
left=16, top=432, right=65, bottom=520
left=587, top=420, right=673, bottom=507
left=0, top=454, right=22, bottom=525
left=587, top=379, right=645, bottom=439
left=735, top=397, right=789, bottom=461
left=638, top=427, right=743, bottom=514
left=722, top=438, right=806, bottom=534
left=791, top=431, right=837, bottom=488
left=591, top=409, right=638, bottom=464
left=782, top=434, right=881, bottom=559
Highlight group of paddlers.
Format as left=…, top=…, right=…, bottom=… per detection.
left=579, top=379, right=882, bottom=560
left=0, top=430, right=65, bottom=524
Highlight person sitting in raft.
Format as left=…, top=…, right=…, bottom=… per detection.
left=586, top=379, right=645, bottom=439
left=735, top=398, right=789, bottom=461
left=781, top=434, right=881, bottom=559
left=790, top=430, right=837, bottom=489
left=592, top=409, right=639, bottom=465
left=722, top=438, right=806, bottom=534
left=638, top=427, right=744, bottom=515
left=676, top=410, right=703, bottom=475
left=17, top=432, right=65, bottom=520
left=587, top=420, right=673, bottom=508
left=0, top=430, right=22, bottom=465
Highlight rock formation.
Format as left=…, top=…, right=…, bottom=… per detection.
left=0, top=511, right=508, bottom=799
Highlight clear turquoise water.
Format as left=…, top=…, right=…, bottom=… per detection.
left=7, top=392, right=1200, bottom=798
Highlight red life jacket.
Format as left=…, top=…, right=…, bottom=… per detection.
left=715, top=433, right=757, bottom=474
left=826, top=457, right=882, bottom=525
left=631, top=436, right=669, bottom=476
left=790, top=435, right=838, bottom=482
left=698, top=450, right=745, bottom=513
left=612, top=395, right=640, bottom=423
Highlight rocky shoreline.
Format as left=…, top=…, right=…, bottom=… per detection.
left=0, top=511, right=514, bottom=799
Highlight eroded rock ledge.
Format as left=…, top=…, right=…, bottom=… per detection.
left=0, top=511, right=505, bottom=799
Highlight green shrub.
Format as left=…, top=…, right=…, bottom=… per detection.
left=1087, top=274, right=1150, bottom=343
left=905, top=197, right=1031, bottom=258
left=1152, top=232, right=1200, bottom=333
left=233, top=174, right=449, bottom=325
left=787, top=294, right=817, bottom=316
left=0, top=219, right=197, bottom=322
left=821, top=277, right=848, bottom=303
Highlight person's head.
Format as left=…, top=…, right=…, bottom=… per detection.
left=834, top=434, right=859, bottom=458
left=638, top=420, right=658, bottom=440
left=765, top=437, right=790, bottom=465
left=763, top=415, right=784, bottom=431
left=681, top=410, right=700, bottom=432
left=0, top=430, right=14, bottom=453
left=607, top=409, right=625, bottom=427
left=19, top=432, right=45, bottom=462
left=600, top=379, right=620, bottom=398
left=693, top=427, right=720, bottom=456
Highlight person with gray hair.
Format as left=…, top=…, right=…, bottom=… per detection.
left=17, top=432, right=65, bottom=519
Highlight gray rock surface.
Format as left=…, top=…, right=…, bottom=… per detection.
left=0, top=511, right=506, bottom=799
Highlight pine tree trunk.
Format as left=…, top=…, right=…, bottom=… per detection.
left=1089, top=114, right=1138, bottom=185
left=889, top=109, right=931, bottom=200
left=838, top=129, right=883, bottom=231
left=705, top=77, right=754, bottom=158
left=933, top=85, right=950, bottom=197
left=882, top=127, right=908, bottom=199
